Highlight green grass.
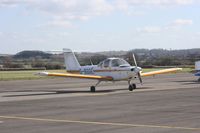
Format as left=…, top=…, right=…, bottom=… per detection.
left=0, top=70, right=66, bottom=81
left=0, top=68, right=192, bottom=81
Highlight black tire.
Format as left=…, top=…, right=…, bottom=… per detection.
left=198, top=78, right=200, bottom=82
left=129, top=84, right=136, bottom=91
left=90, top=86, right=96, bottom=92
left=129, top=85, right=133, bottom=91
left=132, top=83, right=136, bottom=89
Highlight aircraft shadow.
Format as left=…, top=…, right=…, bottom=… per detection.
left=3, top=88, right=126, bottom=97
left=3, top=87, right=151, bottom=97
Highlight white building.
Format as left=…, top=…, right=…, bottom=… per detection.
left=195, top=61, right=200, bottom=71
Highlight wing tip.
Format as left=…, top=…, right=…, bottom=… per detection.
left=36, top=72, right=49, bottom=76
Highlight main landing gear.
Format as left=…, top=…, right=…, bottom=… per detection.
left=90, top=86, right=96, bottom=92
left=90, top=80, right=137, bottom=92
left=90, top=81, right=101, bottom=92
left=128, top=80, right=136, bottom=91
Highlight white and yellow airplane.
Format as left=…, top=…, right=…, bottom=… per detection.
left=38, top=48, right=182, bottom=92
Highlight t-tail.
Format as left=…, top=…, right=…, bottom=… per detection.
left=63, top=48, right=80, bottom=73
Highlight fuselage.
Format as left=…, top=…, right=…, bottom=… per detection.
left=80, top=65, right=136, bottom=81
left=63, top=49, right=141, bottom=81
left=78, top=58, right=140, bottom=81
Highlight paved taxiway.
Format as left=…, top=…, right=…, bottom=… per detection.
left=0, top=73, right=200, bottom=133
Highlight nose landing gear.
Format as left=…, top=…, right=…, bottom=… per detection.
left=129, top=83, right=136, bottom=91
left=128, top=80, right=136, bottom=91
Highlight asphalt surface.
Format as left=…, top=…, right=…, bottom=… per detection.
left=0, top=73, right=200, bottom=133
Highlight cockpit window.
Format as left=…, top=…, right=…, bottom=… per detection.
left=103, top=59, right=110, bottom=67
left=112, top=59, right=121, bottom=67
left=111, top=59, right=130, bottom=67
left=98, top=58, right=130, bottom=68
left=98, top=61, right=103, bottom=67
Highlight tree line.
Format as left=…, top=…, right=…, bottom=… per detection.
left=0, top=48, right=200, bottom=70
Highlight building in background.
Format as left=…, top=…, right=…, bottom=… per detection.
left=195, top=61, right=200, bottom=82
left=195, top=61, right=200, bottom=71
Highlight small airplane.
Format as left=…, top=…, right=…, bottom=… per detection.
left=194, top=72, right=200, bottom=82
left=38, top=48, right=182, bottom=92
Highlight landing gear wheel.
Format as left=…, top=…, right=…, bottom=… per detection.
left=90, top=86, right=96, bottom=92
left=198, top=78, right=200, bottom=82
left=129, top=84, right=136, bottom=91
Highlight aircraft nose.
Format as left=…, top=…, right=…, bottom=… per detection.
left=135, top=66, right=142, bottom=73
left=138, top=67, right=142, bottom=71
left=130, top=67, right=142, bottom=72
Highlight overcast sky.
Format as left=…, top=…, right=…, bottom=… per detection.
left=0, top=0, right=200, bottom=54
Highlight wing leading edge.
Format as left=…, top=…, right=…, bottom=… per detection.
left=37, top=68, right=181, bottom=81
left=141, top=68, right=182, bottom=77
left=37, top=72, right=113, bottom=81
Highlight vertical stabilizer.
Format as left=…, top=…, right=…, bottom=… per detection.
left=63, top=48, right=80, bottom=72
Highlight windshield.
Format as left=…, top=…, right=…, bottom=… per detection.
left=111, top=59, right=130, bottom=67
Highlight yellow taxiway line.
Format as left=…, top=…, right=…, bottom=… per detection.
left=0, top=115, right=199, bottom=131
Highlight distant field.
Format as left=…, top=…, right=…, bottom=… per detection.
left=0, top=68, right=191, bottom=81
left=0, top=70, right=66, bottom=81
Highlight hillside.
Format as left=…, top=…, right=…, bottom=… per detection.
left=0, top=48, right=200, bottom=69
left=13, top=51, right=52, bottom=59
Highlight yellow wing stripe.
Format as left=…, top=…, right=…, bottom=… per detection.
left=46, top=72, right=113, bottom=81
left=141, top=68, right=182, bottom=77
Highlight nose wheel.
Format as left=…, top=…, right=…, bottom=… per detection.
left=128, top=80, right=136, bottom=91
left=129, top=83, right=136, bottom=91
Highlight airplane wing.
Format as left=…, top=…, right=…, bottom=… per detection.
left=141, top=68, right=182, bottom=77
left=37, top=72, right=113, bottom=81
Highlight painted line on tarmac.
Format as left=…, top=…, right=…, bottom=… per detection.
left=0, top=115, right=199, bottom=131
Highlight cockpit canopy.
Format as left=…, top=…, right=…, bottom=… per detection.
left=98, top=58, right=130, bottom=68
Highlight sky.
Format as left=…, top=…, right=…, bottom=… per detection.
left=0, top=0, right=200, bottom=54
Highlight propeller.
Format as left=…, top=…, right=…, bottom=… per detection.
left=132, top=53, right=138, bottom=67
left=132, top=53, right=143, bottom=84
